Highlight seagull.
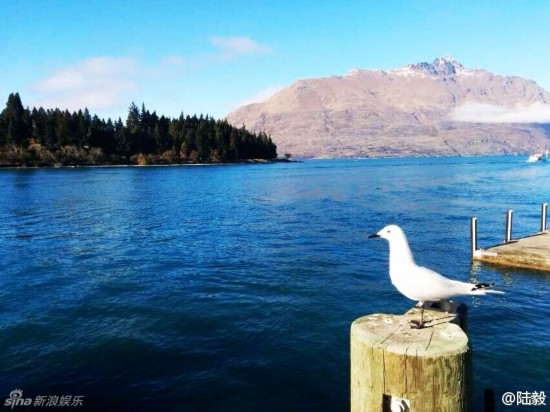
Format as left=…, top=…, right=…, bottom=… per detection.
left=369, top=224, right=504, bottom=328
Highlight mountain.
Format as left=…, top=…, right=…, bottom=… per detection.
left=226, top=57, right=550, bottom=158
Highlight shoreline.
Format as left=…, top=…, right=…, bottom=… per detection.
left=0, top=153, right=532, bottom=170
left=0, top=157, right=296, bottom=170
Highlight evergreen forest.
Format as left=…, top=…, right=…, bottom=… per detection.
left=0, top=93, right=277, bottom=166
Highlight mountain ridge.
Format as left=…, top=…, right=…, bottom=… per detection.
left=226, top=57, right=550, bottom=158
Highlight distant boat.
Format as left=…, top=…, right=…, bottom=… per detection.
left=527, top=149, right=548, bottom=163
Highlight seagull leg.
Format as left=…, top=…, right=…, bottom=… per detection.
left=411, top=302, right=425, bottom=329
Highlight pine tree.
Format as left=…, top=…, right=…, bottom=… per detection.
left=154, top=116, right=170, bottom=154
left=1, top=93, right=29, bottom=146
left=79, top=108, right=92, bottom=147
left=114, top=118, right=129, bottom=156
left=30, top=107, right=47, bottom=145
left=54, top=110, right=69, bottom=146
left=126, top=102, right=143, bottom=153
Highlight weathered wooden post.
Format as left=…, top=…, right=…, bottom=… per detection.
left=504, top=209, right=513, bottom=243
left=470, top=216, right=478, bottom=258
left=541, top=203, right=548, bottom=232
left=350, top=302, right=471, bottom=412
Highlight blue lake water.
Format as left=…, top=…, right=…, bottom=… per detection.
left=0, top=157, right=549, bottom=411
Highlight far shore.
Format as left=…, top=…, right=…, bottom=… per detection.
left=0, top=157, right=297, bottom=170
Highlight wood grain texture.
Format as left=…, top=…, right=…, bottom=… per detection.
left=351, top=305, right=471, bottom=412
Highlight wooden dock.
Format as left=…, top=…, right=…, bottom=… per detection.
left=471, top=204, right=550, bottom=271
left=473, top=231, right=550, bottom=270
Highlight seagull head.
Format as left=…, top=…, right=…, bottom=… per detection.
left=368, top=224, right=405, bottom=241
left=369, top=224, right=415, bottom=262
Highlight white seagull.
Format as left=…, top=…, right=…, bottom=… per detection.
left=369, top=224, right=504, bottom=328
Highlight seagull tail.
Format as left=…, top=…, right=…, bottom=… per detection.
left=469, top=282, right=505, bottom=295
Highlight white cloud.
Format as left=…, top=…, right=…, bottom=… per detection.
left=160, top=55, right=187, bottom=67
left=209, top=36, right=271, bottom=56
left=30, top=57, right=138, bottom=112
left=450, top=102, right=550, bottom=123
left=26, top=36, right=273, bottom=118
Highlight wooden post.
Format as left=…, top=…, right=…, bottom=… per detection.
left=484, top=388, right=495, bottom=412
left=504, top=209, right=513, bottom=243
left=470, top=217, right=478, bottom=258
left=541, top=203, right=548, bottom=232
left=350, top=302, right=471, bottom=412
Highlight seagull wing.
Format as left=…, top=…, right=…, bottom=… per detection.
left=400, top=264, right=504, bottom=301
left=391, top=262, right=459, bottom=302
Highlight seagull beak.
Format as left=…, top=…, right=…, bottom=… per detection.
left=368, top=232, right=380, bottom=239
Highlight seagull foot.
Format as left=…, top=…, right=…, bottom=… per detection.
left=410, top=320, right=425, bottom=329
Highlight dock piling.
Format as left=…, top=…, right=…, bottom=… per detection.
left=484, top=388, right=496, bottom=412
left=504, top=209, right=513, bottom=243
left=350, top=303, right=471, bottom=411
left=470, top=217, right=478, bottom=258
left=541, top=203, right=547, bottom=232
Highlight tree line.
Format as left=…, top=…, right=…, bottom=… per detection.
left=0, top=93, right=277, bottom=166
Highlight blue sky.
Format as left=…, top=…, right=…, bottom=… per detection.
left=2, top=0, right=550, bottom=120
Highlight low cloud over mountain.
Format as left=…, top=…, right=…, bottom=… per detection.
left=450, top=102, right=550, bottom=123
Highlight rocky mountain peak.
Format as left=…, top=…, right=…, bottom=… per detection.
left=434, top=56, right=463, bottom=67
left=406, top=56, right=464, bottom=76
